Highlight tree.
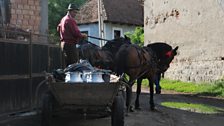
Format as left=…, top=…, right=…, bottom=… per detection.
left=125, top=27, right=144, bottom=46
left=48, top=0, right=87, bottom=41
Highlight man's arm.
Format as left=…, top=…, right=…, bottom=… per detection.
left=57, top=21, right=62, bottom=32
left=68, top=19, right=83, bottom=39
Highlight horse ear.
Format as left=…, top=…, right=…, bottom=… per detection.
left=124, top=35, right=128, bottom=39
left=124, top=35, right=130, bottom=39
left=174, top=46, right=179, bottom=51
left=172, top=46, right=179, bottom=55
left=124, top=35, right=131, bottom=43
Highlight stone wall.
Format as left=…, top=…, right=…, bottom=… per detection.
left=167, top=59, right=224, bottom=82
left=10, top=0, right=41, bottom=34
left=144, top=0, right=224, bottom=82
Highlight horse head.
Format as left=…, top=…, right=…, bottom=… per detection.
left=78, top=41, right=101, bottom=66
left=147, top=43, right=178, bottom=73
left=102, top=36, right=131, bottom=56
left=159, top=46, right=178, bottom=72
left=98, top=36, right=131, bottom=71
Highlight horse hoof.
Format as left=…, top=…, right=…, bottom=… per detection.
left=156, top=91, right=161, bottom=94
left=155, top=89, right=161, bottom=94
left=130, top=106, right=135, bottom=112
left=150, top=106, right=155, bottom=110
left=135, top=106, right=142, bottom=110
left=125, top=112, right=129, bottom=116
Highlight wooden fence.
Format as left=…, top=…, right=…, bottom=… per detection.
left=0, top=31, right=62, bottom=117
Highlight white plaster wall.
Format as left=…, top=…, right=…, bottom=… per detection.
left=144, top=0, right=224, bottom=82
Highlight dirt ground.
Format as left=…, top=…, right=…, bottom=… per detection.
left=126, top=89, right=224, bottom=126
left=1, top=89, right=224, bottom=126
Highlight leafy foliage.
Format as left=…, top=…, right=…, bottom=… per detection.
left=125, top=27, right=144, bottom=46
left=48, top=0, right=87, bottom=40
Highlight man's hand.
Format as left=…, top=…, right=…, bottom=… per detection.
left=81, top=33, right=87, bottom=39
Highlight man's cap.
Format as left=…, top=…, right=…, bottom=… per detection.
left=67, top=3, right=79, bottom=11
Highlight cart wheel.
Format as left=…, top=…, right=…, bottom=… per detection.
left=41, top=92, right=54, bottom=126
left=111, top=95, right=124, bottom=126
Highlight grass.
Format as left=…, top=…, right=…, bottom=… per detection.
left=140, top=78, right=224, bottom=98
left=161, top=101, right=224, bottom=114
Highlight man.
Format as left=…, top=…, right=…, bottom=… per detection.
left=57, top=3, right=87, bottom=67
left=155, top=73, right=162, bottom=94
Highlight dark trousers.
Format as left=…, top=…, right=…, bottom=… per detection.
left=61, top=42, right=79, bottom=67
left=155, top=73, right=161, bottom=89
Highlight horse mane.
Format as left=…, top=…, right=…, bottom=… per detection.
left=114, top=44, right=130, bottom=75
left=147, top=42, right=172, bottom=59
left=78, top=41, right=101, bottom=66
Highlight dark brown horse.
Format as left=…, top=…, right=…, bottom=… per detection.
left=134, top=42, right=178, bottom=110
left=78, top=36, right=131, bottom=70
left=115, top=44, right=158, bottom=111
left=115, top=43, right=178, bottom=111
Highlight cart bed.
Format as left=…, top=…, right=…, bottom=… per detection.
left=49, top=82, right=120, bottom=107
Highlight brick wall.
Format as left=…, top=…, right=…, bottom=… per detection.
left=10, top=0, right=41, bottom=34
left=144, top=0, right=224, bottom=83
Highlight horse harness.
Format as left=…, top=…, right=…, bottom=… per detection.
left=125, top=46, right=157, bottom=82
left=127, top=45, right=154, bottom=69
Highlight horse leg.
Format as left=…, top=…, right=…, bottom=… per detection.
left=126, top=80, right=135, bottom=113
left=149, top=79, right=155, bottom=110
left=126, top=85, right=133, bottom=113
left=135, top=78, right=142, bottom=110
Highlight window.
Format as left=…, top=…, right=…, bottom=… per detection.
left=112, top=27, right=123, bottom=39
left=114, top=30, right=121, bottom=39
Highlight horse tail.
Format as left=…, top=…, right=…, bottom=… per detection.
left=115, top=45, right=128, bottom=76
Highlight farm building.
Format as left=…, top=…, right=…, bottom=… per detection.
left=144, top=0, right=224, bottom=82
left=75, top=0, right=143, bottom=46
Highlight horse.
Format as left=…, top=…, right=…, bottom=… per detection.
left=78, top=36, right=131, bottom=70
left=114, top=44, right=158, bottom=112
left=115, top=43, right=178, bottom=112
left=134, top=42, right=178, bottom=110
left=78, top=41, right=109, bottom=68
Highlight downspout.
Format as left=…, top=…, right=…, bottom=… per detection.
left=98, top=0, right=105, bottom=47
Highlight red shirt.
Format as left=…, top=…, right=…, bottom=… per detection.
left=57, top=14, right=82, bottom=44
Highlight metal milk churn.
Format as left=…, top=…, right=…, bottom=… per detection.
left=91, top=72, right=104, bottom=83
left=65, top=72, right=83, bottom=83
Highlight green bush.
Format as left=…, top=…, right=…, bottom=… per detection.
left=125, top=27, right=144, bottom=46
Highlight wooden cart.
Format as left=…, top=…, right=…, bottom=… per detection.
left=41, top=81, right=125, bottom=126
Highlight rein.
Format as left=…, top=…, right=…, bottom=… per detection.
left=130, top=68, right=151, bottom=86
left=88, top=35, right=115, bottom=42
